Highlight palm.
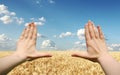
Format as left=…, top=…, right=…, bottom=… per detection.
left=17, top=40, right=36, bottom=56
left=15, top=23, right=52, bottom=60
left=87, top=39, right=107, bottom=58
left=72, top=21, right=108, bottom=61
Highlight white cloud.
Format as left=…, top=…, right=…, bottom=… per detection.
left=41, top=40, right=56, bottom=49
left=77, top=28, right=85, bottom=40
left=0, top=4, right=9, bottom=15
left=0, top=34, right=16, bottom=50
left=15, top=17, right=24, bottom=24
left=39, top=17, right=46, bottom=22
left=74, top=41, right=81, bottom=45
left=59, top=32, right=73, bottom=38
left=71, top=41, right=86, bottom=50
left=0, top=4, right=24, bottom=25
left=0, top=15, right=12, bottom=24
left=35, top=17, right=46, bottom=26
left=27, top=17, right=46, bottom=26
left=119, top=48, right=120, bottom=51
left=0, top=34, right=11, bottom=41
left=36, top=1, right=40, bottom=4
left=24, top=23, right=29, bottom=27
left=53, top=35, right=57, bottom=38
left=35, top=0, right=55, bottom=7
left=30, top=18, right=35, bottom=21
left=48, top=0, right=55, bottom=4
left=107, top=44, right=120, bottom=51
left=111, top=44, right=120, bottom=47
left=74, top=41, right=86, bottom=47
left=10, top=12, right=16, bottom=16
left=107, top=46, right=113, bottom=51
left=37, top=33, right=47, bottom=38
left=25, top=21, right=44, bottom=26
left=34, top=22, right=44, bottom=26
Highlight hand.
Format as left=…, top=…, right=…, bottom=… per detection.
left=72, top=21, right=108, bottom=61
left=15, top=23, right=52, bottom=60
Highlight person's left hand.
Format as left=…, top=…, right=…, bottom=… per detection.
left=71, top=21, right=108, bottom=62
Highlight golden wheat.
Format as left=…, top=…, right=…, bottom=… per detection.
left=0, top=51, right=120, bottom=75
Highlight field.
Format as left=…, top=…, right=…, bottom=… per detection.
left=0, top=51, right=120, bottom=75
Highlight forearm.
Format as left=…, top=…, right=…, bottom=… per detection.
left=0, top=52, right=26, bottom=75
left=98, top=53, right=120, bottom=75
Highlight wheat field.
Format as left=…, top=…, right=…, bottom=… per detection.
left=0, top=51, right=120, bottom=75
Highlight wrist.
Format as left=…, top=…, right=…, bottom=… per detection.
left=97, top=52, right=110, bottom=62
left=13, top=52, right=27, bottom=61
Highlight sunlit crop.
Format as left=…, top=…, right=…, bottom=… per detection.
left=0, top=51, right=120, bottom=75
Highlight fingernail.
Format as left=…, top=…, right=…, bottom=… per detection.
left=29, top=24, right=31, bottom=26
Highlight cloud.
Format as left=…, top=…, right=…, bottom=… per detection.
left=71, top=41, right=86, bottom=50
left=111, top=44, right=120, bottom=47
left=36, top=1, right=40, bottom=4
left=24, top=23, right=29, bottom=26
left=0, top=15, right=12, bottom=24
left=48, top=0, right=55, bottom=4
left=107, top=44, right=120, bottom=51
left=0, top=4, right=9, bottom=15
left=10, top=12, right=16, bottom=16
left=35, top=0, right=55, bottom=7
left=41, top=40, right=56, bottom=49
left=34, top=22, right=44, bottom=26
left=107, top=46, right=113, bottom=51
left=0, top=34, right=16, bottom=50
left=77, top=28, right=85, bottom=40
left=37, top=33, right=47, bottom=38
left=0, top=4, right=24, bottom=25
left=30, top=18, right=35, bottom=21
left=34, top=17, right=46, bottom=26
left=39, top=17, right=46, bottom=22
left=25, top=17, right=46, bottom=26
left=53, top=35, right=57, bottom=38
left=15, top=17, right=24, bottom=25
left=59, top=32, right=73, bottom=38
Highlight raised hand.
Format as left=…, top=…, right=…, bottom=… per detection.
left=72, top=21, right=108, bottom=61
left=15, top=23, right=52, bottom=60
left=0, top=23, right=52, bottom=75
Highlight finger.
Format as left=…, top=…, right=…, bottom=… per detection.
left=28, top=23, right=34, bottom=39
left=97, top=26, right=105, bottom=40
left=32, top=23, right=37, bottom=40
left=24, top=24, right=31, bottom=39
left=85, top=24, right=91, bottom=41
left=85, top=24, right=91, bottom=47
left=19, top=28, right=27, bottom=40
left=28, top=52, right=52, bottom=58
left=91, top=22, right=99, bottom=39
left=71, top=52, right=98, bottom=62
left=71, top=52, right=90, bottom=58
left=88, top=21, right=95, bottom=39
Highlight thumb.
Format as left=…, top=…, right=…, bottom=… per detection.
left=71, top=52, right=98, bottom=62
left=28, top=52, right=52, bottom=58
left=71, top=51, right=91, bottom=59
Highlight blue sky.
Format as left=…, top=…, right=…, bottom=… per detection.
left=0, top=0, right=120, bottom=50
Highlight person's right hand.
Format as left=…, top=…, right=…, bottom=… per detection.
left=72, top=21, right=108, bottom=61
left=14, top=23, right=52, bottom=60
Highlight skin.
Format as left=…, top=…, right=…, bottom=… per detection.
left=0, top=23, right=52, bottom=75
left=72, top=21, right=120, bottom=75
left=0, top=21, right=120, bottom=75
